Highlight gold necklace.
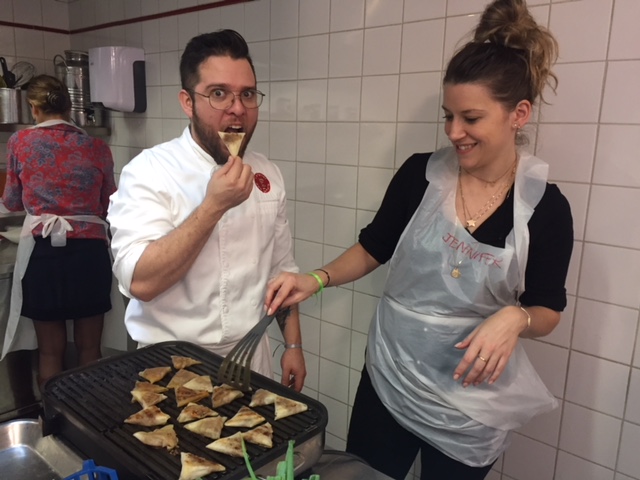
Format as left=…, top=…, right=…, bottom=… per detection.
left=458, top=162, right=516, bottom=231
left=461, top=158, right=516, bottom=186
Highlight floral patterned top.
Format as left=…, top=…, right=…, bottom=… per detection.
left=2, top=122, right=116, bottom=241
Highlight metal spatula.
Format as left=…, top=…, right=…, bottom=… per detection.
left=217, top=308, right=290, bottom=391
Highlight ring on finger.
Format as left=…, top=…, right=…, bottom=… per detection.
left=477, top=354, right=488, bottom=363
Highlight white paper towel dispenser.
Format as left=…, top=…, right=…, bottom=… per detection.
left=88, top=46, right=146, bottom=113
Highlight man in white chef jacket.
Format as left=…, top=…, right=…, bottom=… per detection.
left=107, top=30, right=306, bottom=391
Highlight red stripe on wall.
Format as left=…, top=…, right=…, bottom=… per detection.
left=0, top=0, right=253, bottom=35
left=0, top=20, right=67, bottom=34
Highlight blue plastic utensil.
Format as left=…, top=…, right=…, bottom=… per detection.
left=63, top=459, right=119, bottom=480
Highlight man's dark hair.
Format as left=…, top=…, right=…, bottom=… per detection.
left=180, top=29, right=256, bottom=91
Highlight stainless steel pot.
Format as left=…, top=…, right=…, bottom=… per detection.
left=54, top=51, right=91, bottom=107
left=0, top=88, right=32, bottom=124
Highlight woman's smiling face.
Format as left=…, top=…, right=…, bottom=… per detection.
left=442, top=82, right=523, bottom=174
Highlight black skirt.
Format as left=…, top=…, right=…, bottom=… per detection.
left=21, top=237, right=113, bottom=321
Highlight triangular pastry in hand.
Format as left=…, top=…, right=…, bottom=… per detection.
left=218, top=131, right=245, bottom=157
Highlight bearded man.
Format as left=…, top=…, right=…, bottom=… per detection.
left=107, top=30, right=305, bottom=391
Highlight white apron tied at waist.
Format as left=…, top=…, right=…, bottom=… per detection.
left=0, top=213, right=110, bottom=360
left=41, top=214, right=74, bottom=246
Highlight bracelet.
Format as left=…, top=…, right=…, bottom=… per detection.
left=520, top=306, right=531, bottom=331
left=284, top=343, right=302, bottom=349
left=316, top=268, right=331, bottom=287
left=307, top=272, right=324, bottom=294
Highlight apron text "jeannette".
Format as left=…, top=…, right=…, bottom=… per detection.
left=442, top=232, right=503, bottom=269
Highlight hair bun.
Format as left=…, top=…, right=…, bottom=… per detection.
left=47, top=91, right=68, bottom=110
left=473, top=0, right=558, bottom=103
left=474, top=0, right=534, bottom=49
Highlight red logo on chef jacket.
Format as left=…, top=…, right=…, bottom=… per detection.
left=254, top=173, right=270, bottom=193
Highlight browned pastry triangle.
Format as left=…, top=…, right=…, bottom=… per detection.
left=171, top=355, right=202, bottom=370
left=138, top=366, right=172, bottom=384
left=177, top=402, right=218, bottom=423
left=218, top=131, right=245, bottom=157
left=243, top=422, right=273, bottom=448
left=206, top=431, right=244, bottom=457
left=124, top=405, right=170, bottom=426
left=184, top=416, right=227, bottom=440
left=211, top=384, right=243, bottom=408
left=133, top=425, right=178, bottom=450
left=167, top=369, right=199, bottom=389
left=274, top=395, right=308, bottom=420
left=225, top=406, right=265, bottom=428
left=179, top=452, right=226, bottom=480
left=175, top=385, right=209, bottom=408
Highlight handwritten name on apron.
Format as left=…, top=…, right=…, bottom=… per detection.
left=442, top=232, right=503, bottom=269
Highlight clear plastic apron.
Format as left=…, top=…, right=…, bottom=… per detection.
left=366, top=147, right=557, bottom=467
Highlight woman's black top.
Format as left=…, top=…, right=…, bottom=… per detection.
left=358, top=153, right=574, bottom=311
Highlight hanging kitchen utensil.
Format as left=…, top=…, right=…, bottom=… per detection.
left=0, top=58, right=16, bottom=88
left=11, top=61, right=36, bottom=88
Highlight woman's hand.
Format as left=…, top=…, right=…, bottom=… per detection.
left=452, top=305, right=529, bottom=387
left=265, top=272, right=320, bottom=315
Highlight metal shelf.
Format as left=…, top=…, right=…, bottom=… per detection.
left=0, top=123, right=111, bottom=136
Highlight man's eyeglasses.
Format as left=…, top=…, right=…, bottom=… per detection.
left=189, top=88, right=265, bottom=110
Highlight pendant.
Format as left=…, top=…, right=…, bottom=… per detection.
left=466, top=219, right=476, bottom=228
left=451, top=267, right=461, bottom=279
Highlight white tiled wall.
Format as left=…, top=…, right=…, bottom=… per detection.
left=2, top=0, right=640, bottom=478
left=0, top=0, right=70, bottom=161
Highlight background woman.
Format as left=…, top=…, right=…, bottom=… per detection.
left=265, top=0, right=573, bottom=478
left=0, top=74, right=116, bottom=389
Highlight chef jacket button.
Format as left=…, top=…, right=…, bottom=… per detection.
left=223, top=306, right=229, bottom=314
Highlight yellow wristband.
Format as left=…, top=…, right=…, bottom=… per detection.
left=307, top=272, right=324, bottom=294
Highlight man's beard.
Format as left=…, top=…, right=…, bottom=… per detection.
left=190, top=107, right=249, bottom=165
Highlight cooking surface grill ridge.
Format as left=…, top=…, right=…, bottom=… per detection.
left=42, top=341, right=327, bottom=480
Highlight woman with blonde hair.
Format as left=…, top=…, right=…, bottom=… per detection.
left=266, top=1, right=573, bottom=478
left=1, top=74, right=116, bottom=389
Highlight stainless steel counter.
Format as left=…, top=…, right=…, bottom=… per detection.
left=0, top=418, right=83, bottom=479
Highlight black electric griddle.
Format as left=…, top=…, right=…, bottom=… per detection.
left=41, top=341, right=327, bottom=480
